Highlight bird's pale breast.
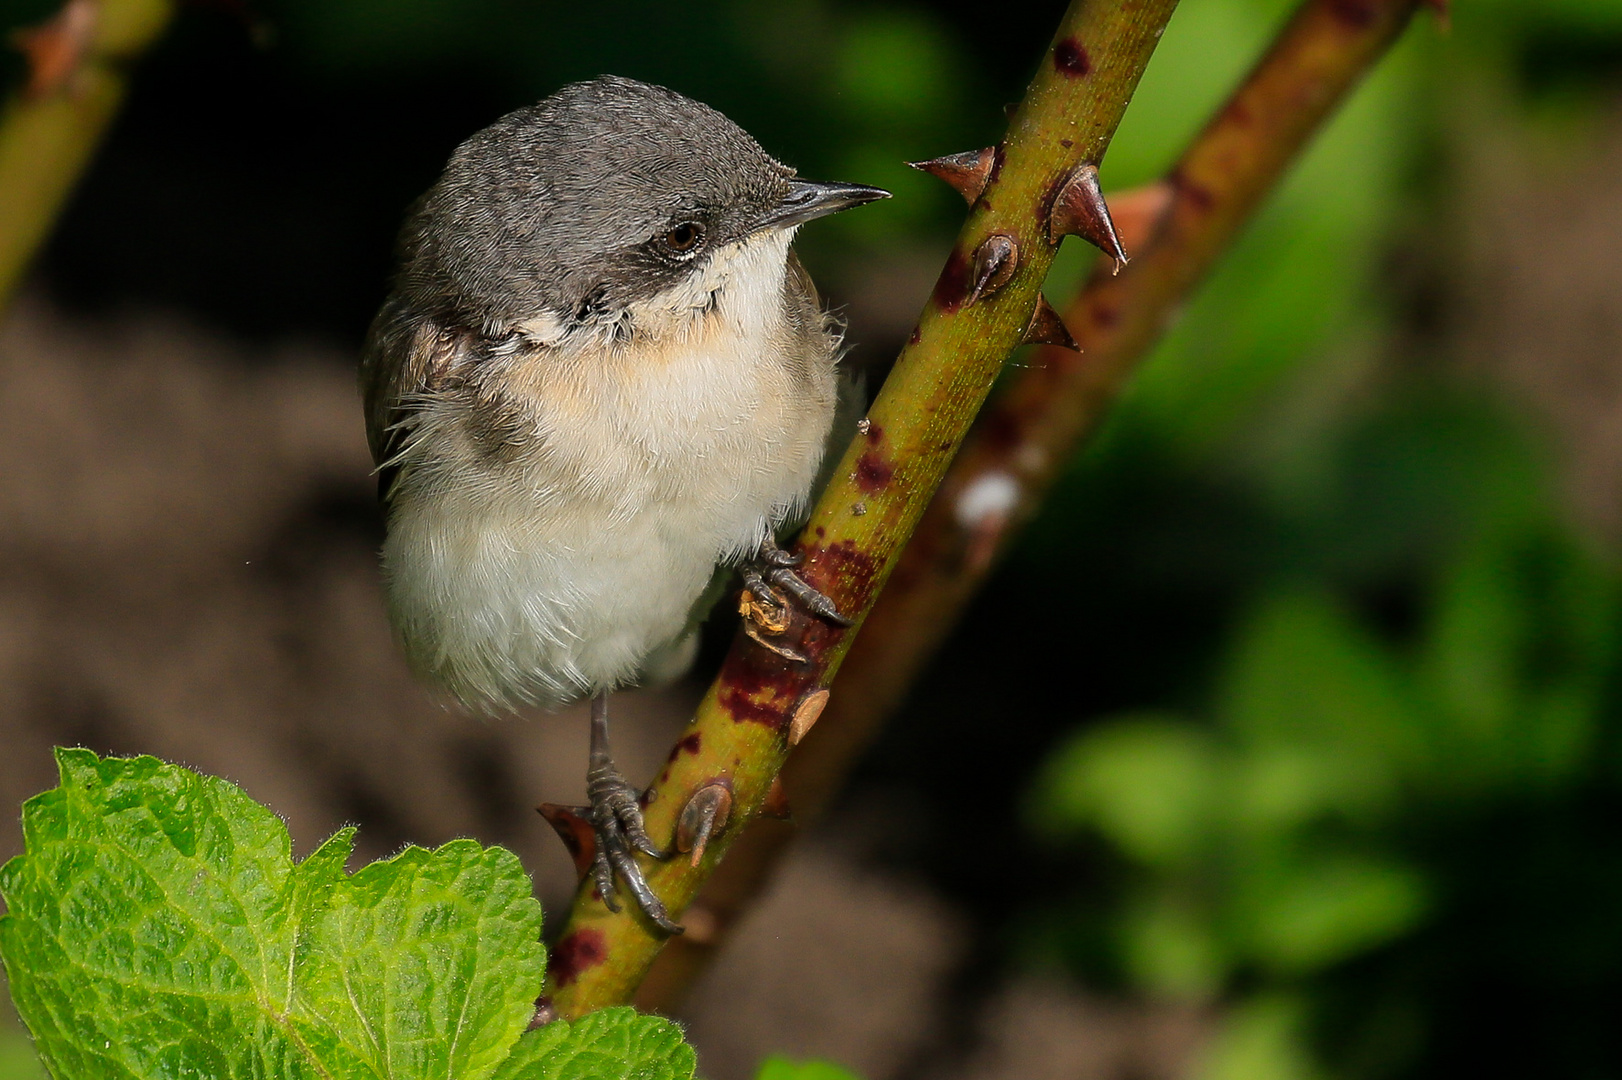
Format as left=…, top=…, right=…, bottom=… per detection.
left=380, top=231, right=840, bottom=712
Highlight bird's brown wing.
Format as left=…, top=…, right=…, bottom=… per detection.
left=358, top=296, right=477, bottom=502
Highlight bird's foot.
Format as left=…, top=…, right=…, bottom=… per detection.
left=739, top=537, right=851, bottom=661
left=587, top=764, right=683, bottom=934
left=540, top=777, right=682, bottom=935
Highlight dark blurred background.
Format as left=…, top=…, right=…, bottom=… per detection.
left=3, top=0, right=1622, bottom=1078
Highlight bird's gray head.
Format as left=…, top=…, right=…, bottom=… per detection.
left=397, top=75, right=887, bottom=337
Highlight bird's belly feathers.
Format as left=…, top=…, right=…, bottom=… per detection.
left=381, top=329, right=837, bottom=712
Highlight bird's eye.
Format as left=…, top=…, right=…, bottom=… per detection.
left=664, top=222, right=705, bottom=255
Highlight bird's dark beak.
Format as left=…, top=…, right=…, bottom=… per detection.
left=756, top=179, right=890, bottom=231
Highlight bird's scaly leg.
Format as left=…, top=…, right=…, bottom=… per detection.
left=578, top=691, right=682, bottom=934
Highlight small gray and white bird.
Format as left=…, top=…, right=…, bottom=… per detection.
left=360, top=76, right=887, bottom=930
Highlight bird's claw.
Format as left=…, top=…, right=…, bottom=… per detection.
left=739, top=538, right=852, bottom=658
left=763, top=563, right=852, bottom=626
left=584, top=769, right=683, bottom=935
left=755, top=543, right=803, bottom=570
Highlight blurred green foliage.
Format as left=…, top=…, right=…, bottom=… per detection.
left=1021, top=0, right=1622, bottom=1077
left=0, top=1013, right=41, bottom=1080
left=755, top=1057, right=864, bottom=1080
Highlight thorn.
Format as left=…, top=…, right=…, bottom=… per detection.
left=680, top=904, right=721, bottom=945
left=908, top=147, right=995, bottom=205
left=537, top=803, right=597, bottom=879
left=788, top=688, right=830, bottom=747
left=1021, top=295, right=1079, bottom=351
left=10, top=0, right=97, bottom=99
left=968, top=233, right=1019, bottom=305
left=760, top=774, right=792, bottom=820
left=676, top=782, right=734, bottom=867
left=1049, top=164, right=1128, bottom=270
left=1103, top=181, right=1174, bottom=257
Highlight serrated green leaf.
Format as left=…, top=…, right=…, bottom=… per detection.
left=0, top=749, right=545, bottom=1080
left=493, top=1008, right=695, bottom=1080
left=286, top=839, right=545, bottom=1079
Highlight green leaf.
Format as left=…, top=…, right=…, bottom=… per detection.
left=1116, top=886, right=1227, bottom=1001
left=1221, top=591, right=1421, bottom=816
left=1418, top=524, right=1619, bottom=794
left=756, top=1056, right=864, bottom=1080
left=1420, top=537, right=1525, bottom=762
left=287, top=839, right=545, bottom=1078
left=1195, top=993, right=1324, bottom=1080
left=1231, top=853, right=1428, bottom=975
left=1031, top=714, right=1220, bottom=868
left=831, top=11, right=954, bottom=125
left=493, top=1008, right=695, bottom=1080
left=0, top=748, right=545, bottom=1080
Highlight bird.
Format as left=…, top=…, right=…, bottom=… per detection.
left=359, top=75, right=888, bottom=931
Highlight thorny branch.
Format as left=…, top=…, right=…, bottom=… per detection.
left=0, top=0, right=175, bottom=311
left=543, top=0, right=1182, bottom=1018
left=634, top=0, right=1432, bottom=1012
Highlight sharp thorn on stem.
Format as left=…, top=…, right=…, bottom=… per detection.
left=11, top=0, right=96, bottom=99
left=788, top=689, right=830, bottom=747
left=537, top=803, right=598, bottom=878
left=1021, top=295, right=1080, bottom=351
left=1049, top=163, right=1129, bottom=270
left=760, top=774, right=793, bottom=820
left=1102, top=180, right=1175, bottom=257
left=680, top=904, right=721, bottom=945
left=676, top=782, right=734, bottom=867
left=908, top=147, right=996, bottom=205
left=968, top=233, right=1019, bottom=306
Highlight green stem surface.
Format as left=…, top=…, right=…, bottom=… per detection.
left=545, top=0, right=1181, bottom=1017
